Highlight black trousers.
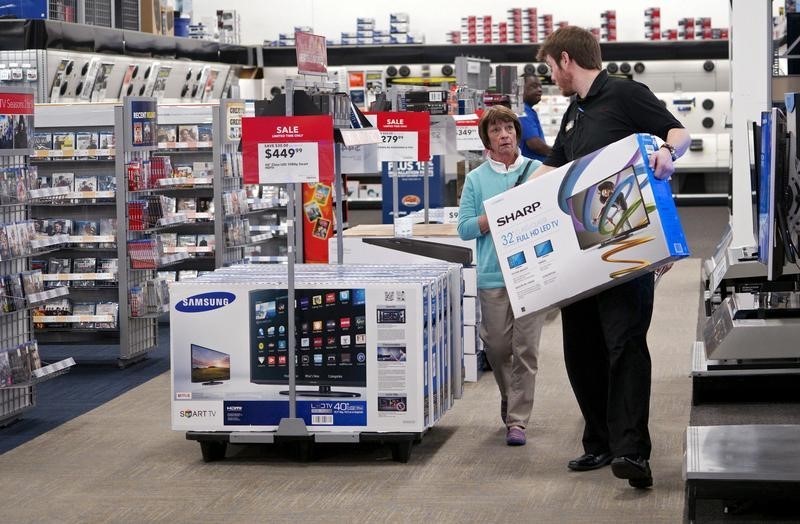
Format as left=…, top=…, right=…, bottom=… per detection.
left=561, top=273, right=655, bottom=459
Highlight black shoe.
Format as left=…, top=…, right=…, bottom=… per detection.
left=567, top=451, right=614, bottom=471
left=611, top=456, right=653, bottom=489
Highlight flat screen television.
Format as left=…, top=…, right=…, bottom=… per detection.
left=249, top=288, right=367, bottom=397
left=757, top=108, right=796, bottom=280
left=190, top=344, right=230, bottom=385
left=566, top=165, right=650, bottom=250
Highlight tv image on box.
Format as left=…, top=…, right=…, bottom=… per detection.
left=249, top=288, right=367, bottom=397
left=566, top=166, right=650, bottom=250
left=190, top=344, right=230, bottom=385
left=507, top=251, right=527, bottom=269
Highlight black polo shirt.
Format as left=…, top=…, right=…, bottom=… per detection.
left=545, top=70, right=683, bottom=167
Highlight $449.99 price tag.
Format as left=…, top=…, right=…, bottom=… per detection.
left=258, top=142, right=319, bottom=183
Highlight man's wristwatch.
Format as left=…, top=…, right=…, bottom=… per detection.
left=660, top=142, right=677, bottom=161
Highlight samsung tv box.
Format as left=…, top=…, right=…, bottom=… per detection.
left=483, top=133, right=689, bottom=318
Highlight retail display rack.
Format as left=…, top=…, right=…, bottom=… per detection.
left=1, top=88, right=75, bottom=427
left=30, top=104, right=121, bottom=352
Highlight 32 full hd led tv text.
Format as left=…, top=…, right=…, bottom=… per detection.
left=566, top=166, right=650, bottom=250
left=190, top=344, right=230, bottom=385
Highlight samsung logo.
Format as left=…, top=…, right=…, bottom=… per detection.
left=496, top=202, right=542, bottom=227
left=175, top=292, right=236, bottom=313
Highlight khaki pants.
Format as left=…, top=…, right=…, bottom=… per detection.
left=478, top=287, right=545, bottom=429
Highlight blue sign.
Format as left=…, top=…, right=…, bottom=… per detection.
left=223, top=400, right=367, bottom=426
left=175, top=292, right=236, bottom=313
left=129, top=99, right=158, bottom=148
left=381, top=156, right=444, bottom=223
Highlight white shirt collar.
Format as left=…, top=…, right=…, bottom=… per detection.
left=486, top=150, right=526, bottom=174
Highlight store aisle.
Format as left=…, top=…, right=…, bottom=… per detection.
left=0, top=261, right=699, bottom=523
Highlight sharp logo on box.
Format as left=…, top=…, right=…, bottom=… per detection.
left=179, top=409, right=216, bottom=418
left=496, top=202, right=542, bottom=226
left=175, top=292, right=236, bottom=313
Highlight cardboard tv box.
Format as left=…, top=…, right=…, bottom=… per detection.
left=484, top=133, right=689, bottom=318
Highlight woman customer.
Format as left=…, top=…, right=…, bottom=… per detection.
left=457, top=105, right=546, bottom=446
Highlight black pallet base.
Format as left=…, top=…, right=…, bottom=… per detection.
left=186, top=430, right=424, bottom=464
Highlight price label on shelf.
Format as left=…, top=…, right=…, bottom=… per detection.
left=257, top=142, right=319, bottom=183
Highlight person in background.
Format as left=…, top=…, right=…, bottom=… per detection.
left=519, top=73, right=552, bottom=162
left=532, top=26, right=690, bottom=489
left=457, top=105, right=546, bottom=447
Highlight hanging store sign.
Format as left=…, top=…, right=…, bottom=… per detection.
left=242, top=115, right=334, bottom=184
left=373, top=111, right=430, bottom=162
left=295, top=32, right=328, bottom=75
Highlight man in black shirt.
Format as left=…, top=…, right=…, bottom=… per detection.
left=531, top=26, right=690, bottom=489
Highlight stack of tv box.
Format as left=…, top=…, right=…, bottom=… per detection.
left=461, top=267, right=482, bottom=382
left=170, top=263, right=463, bottom=435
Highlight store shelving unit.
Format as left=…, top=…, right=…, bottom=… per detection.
left=154, top=103, right=218, bottom=278
left=116, top=96, right=177, bottom=366
left=30, top=103, right=121, bottom=348
left=215, top=100, right=288, bottom=265
left=1, top=88, right=75, bottom=427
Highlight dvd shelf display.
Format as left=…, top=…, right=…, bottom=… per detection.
left=117, top=97, right=180, bottom=364
left=30, top=104, right=121, bottom=349
left=1, top=89, right=74, bottom=427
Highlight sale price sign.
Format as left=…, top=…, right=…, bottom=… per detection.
left=242, top=115, right=334, bottom=184
left=453, top=114, right=484, bottom=151
left=375, top=112, right=430, bottom=162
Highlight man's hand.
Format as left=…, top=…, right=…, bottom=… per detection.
left=649, top=147, right=675, bottom=180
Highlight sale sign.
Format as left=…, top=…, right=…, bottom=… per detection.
left=242, top=115, right=334, bottom=184
left=295, top=32, right=328, bottom=75
left=453, top=114, right=484, bottom=151
left=375, top=111, right=430, bottom=162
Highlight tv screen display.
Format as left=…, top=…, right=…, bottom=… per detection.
left=249, top=288, right=367, bottom=390
left=566, top=166, right=650, bottom=250
left=190, top=344, right=230, bottom=385
left=757, top=108, right=793, bottom=280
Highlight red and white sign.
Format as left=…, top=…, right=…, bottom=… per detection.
left=295, top=32, right=328, bottom=75
left=0, top=92, right=34, bottom=115
left=242, top=115, right=334, bottom=184
left=374, top=111, right=430, bottom=162
left=453, top=114, right=484, bottom=151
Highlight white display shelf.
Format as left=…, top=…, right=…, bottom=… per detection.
left=26, top=286, right=70, bottom=304
left=157, top=176, right=213, bottom=187
left=34, top=314, right=115, bottom=323
left=28, top=186, right=70, bottom=199
left=181, top=211, right=214, bottom=221
left=67, top=235, right=116, bottom=244
left=31, top=358, right=76, bottom=381
left=163, top=246, right=215, bottom=254
left=64, top=191, right=116, bottom=199
left=157, top=141, right=213, bottom=150
left=32, top=148, right=115, bottom=159
left=29, top=234, right=69, bottom=250
left=41, top=273, right=117, bottom=282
